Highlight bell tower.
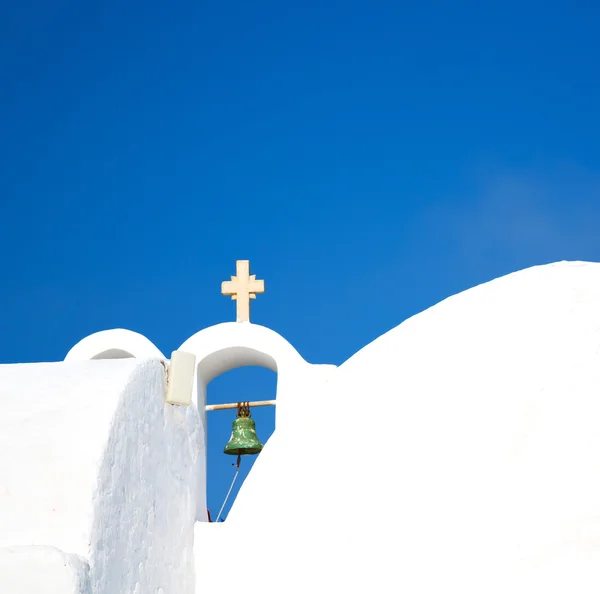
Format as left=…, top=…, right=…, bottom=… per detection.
left=65, top=259, right=325, bottom=523
left=216, top=261, right=271, bottom=461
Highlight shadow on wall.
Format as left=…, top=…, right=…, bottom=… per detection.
left=91, top=349, right=135, bottom=359
left=206, top=366, right=276, bottom=522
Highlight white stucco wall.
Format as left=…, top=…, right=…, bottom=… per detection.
left=0, top=359, right=202, bottom=594
left=6, top=260, right=600, bottom=593
left=0, top=359, right=139, bottom=555
left=88, top=360, right=201, bottom=594
left=194, top=261, right=600, bottom=594
left=0, top=547, right=90, bottom=594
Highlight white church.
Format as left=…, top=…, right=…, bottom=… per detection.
left=2, top=259, right=600, bottom=593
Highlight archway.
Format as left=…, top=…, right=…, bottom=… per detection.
left=206, top=366, right=276, bottom=522
left=178, top=322, right=310, bottom=521
left=65, top=323, right=314, bottom=523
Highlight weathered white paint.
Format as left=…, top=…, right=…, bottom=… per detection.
left=0, top=359, right=201, bottom=594
left=89, top=360, right=200, bottom=594
left=65, top=328, right=165, bottom=361
left=195, top=261, right=600, bottom=594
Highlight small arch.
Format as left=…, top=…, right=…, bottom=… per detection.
left=177, top=322, right=310, bottom=521
left=179, top=322, right=305, bottom=388
left=200, top=346, right=277, bottom=381
left=206, top=365, right=277, bottom=522
left=65, top=329, right=166, bottom=361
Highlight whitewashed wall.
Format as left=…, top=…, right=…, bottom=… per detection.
left=0, top=547, right=89, bottom=594
left=0, top=359, right=202, bottom=594
left=195, top=261, right=600, bottom=594
left=88, top=360, right=201, bottom=594
left=4, top=261, right=600, bottom=594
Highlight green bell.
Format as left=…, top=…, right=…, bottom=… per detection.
left=224, top=404, right=264, bottom=456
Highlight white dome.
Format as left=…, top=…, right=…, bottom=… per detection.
left=199, top=261, right=600, bottom=593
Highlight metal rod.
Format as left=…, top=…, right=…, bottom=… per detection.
left=205, top=400, right=276, bottom=412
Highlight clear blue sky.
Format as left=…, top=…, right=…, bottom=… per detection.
left=2, top=0, right=600, bottom=519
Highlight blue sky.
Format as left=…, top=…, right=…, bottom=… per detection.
left=2, top=0, right=600, bottom=519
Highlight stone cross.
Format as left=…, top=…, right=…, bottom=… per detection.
left=221, top=260, right=265, bottom=322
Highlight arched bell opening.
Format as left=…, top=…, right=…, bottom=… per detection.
left=205, top=366, right=276, bottom=523
left=180, top=323, right=308, bottom=522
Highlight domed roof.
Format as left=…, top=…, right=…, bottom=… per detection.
left=204, top=261, right=600, bottom=593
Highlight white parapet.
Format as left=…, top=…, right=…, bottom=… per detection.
left=0, top=358, right=203, bottom=594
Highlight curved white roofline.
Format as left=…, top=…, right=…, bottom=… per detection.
left=63, top=322, right=327, bottom=522
left=178, top=322, right=307, bottom=384
left=65, top=329, right=166, bottom=361
left=179, top=322, right=312, bottom=521
left=64, top=324, right=307, bottom=379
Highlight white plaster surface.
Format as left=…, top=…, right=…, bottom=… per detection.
left=179, top=322, right=322, bottom=521
left=0, top=359, right=138, bottom=554
left=4, top=260, right=600, bottom=593
left=0, top=359, right=202, bottom=594
left=89, top=360, right=201, bottom=594
left=65, top=328, right=165, bottom=361
left=195, top=261, right=600, bottom=594
left=180, top=322, right=313, bottom=430
left=0, top=546, right=90, bottom=594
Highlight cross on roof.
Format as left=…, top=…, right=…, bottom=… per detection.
left=221, top=260, right=265, bottom=322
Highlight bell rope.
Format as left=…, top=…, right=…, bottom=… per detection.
left=215, top=454, right=241, bottom=522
